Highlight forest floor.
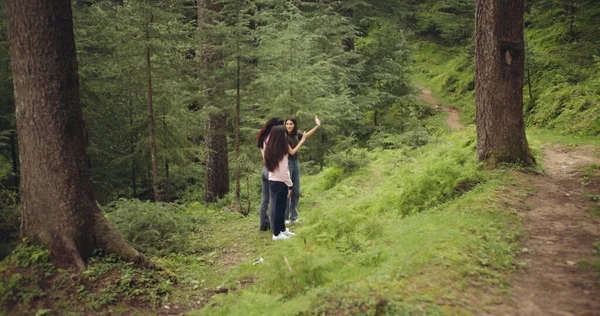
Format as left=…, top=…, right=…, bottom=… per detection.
left=417, top=85, right=464, bottom=132
left=418, top=86, right=600, bottom=315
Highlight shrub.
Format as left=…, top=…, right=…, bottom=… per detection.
left=103, top=199, right=198, bottom=255
left=0, top=206, right=19, bottom=260
left=326, top=148, right=369, bottom=174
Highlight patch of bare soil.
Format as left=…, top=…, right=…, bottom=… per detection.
left=416, top=85, right=464, bottom=132
left=483, top=145, right=600, bottom=316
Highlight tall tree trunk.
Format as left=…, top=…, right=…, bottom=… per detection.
left=235, top=0, right=241, bottom=203
left=6, top=0, right=153, bottom=271
left=198, top=0, right=229, bottom=203
left=204, top=113, right=229, bottom=202
left=474, top=0, right=535, bottom=167
left=129, top=107, right=137, bottom=197
left=163, top=108, right=171, bottom=201
left=145, top=0, right=160, bottom=202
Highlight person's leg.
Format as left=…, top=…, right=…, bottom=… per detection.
left=289, top=159, right=300, bottom=221
left=259, top=166, right=271, bottom=231
left=269, top=181, right=287, bottom=236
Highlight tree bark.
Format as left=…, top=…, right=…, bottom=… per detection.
left=235, top=0, right=241, bottom=203
left=6, top=0, right=153, bottom=271
left=145, top=0, right=160, bottom=202
left=474, top=0, right=535, bottom=167
left=204, top=112, right=229, bottom=202
left=129, top=107, right=137, bottom=197
left=198, top=0, right=230, bottom=203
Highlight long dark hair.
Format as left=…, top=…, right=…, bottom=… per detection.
left=257, top=117, right=283, bottom=149
left=285, top=118, right=304, bottom=141
left=264, top=126, right=288, bottom=172
left=285, top=118, right=298, bottom=136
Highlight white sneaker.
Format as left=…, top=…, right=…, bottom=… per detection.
left=285, top=220, right=291, bottom=224
left=272, top=233, right=290, bottom=241
left=281, top=228, right=295, bottom=237
left=292, top=219, right=299, bottom=224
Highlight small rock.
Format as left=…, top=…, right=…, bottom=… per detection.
left=521, top=248, right=529, bottom=253
left=164, top=305, right=170, bottom=309
left=566, top=260, right=576, bottom=266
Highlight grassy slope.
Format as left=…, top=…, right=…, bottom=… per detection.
left=192, top=129, right=524, bottom=315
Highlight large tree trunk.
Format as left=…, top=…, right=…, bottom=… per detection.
left=6, top=0, right=153, bottom=271
left=474, top=0, right=535, bottom=167
left=198, top=0, right=230, bottom=203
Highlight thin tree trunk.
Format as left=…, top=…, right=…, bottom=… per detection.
left=129, top=107, right=137, bottom=197
left=474, top=0, right=535, bottom=167
left=246, top=173, right=250, bottom=216
left=6, top=0, right=153, bottom=271
left=162, top=114, right=171, bottom=201
left=235, top=0, right=241, bottom=203
left=145, top=0, right=160, bottom=202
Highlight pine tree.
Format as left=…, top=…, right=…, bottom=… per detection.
left=6, top=0, right=153, bottom=270
left=475, top=0, right=535, bottom=167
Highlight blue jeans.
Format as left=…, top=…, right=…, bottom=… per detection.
left=259, top=166, right=274, bottom=230
left=285, top=159, right=300, bottom=221
left=269, top=180, right=288, bottom=236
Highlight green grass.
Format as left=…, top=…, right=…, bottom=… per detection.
left=5, top=115, right=596, bottom=315
left=191, top=130, right=522, bottom=315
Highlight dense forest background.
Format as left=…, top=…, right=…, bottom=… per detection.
left=0, top=0, right=599, bottom=314
left=1, top=0, right=598, bottom=210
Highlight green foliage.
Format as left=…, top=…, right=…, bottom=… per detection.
left=412, top=0, right=600, bottom=136
left=526, top=63, right=600, bottom=134
left=0, top=273, right=45, bottom=305
left=0, top=205, right=19, bottom=260
left=326, top=148, right=369, bottom=174
left=80, top=252, right=173, bottom=309
left=103, top=199, right=199, bottom=255
left=0, top=155, right=19, bottom=261
left=8, top=240, right=55, bottom=273
left=0, top=241, right=53, bottom=308
left=73, top=0, right=201, bottom=203
left=1, top=247, right=173, bottom=314
left=198, top=130, right=521, bottom=315
left=415, top=0, right=475, bottom=45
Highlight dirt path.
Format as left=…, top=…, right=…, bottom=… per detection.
left=417, top=85, right=464, bottom=131
left=416, top=84, right=600, bottom=314
left=487, top=145, right=600, bottom=316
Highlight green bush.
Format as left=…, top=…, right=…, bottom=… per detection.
left=0, top=206, right=19, bottom=260
left=0, top=241, right=53, bottom=308
left=103, top=199, right=198, bottom=255
left=326, top=148, right=369, bottom=174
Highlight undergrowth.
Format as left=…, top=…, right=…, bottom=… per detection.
left=0, top=241, right=176, bottom=315
left=195, top=130, right=522, bottom=315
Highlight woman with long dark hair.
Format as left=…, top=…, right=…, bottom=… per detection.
left=284, top=116, right=320, bottom=224
left=264, top=126, right=296, bottom=240
left=256, top=118, right=284, bottom=231
left=256, top=117, right=307, bottom=231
